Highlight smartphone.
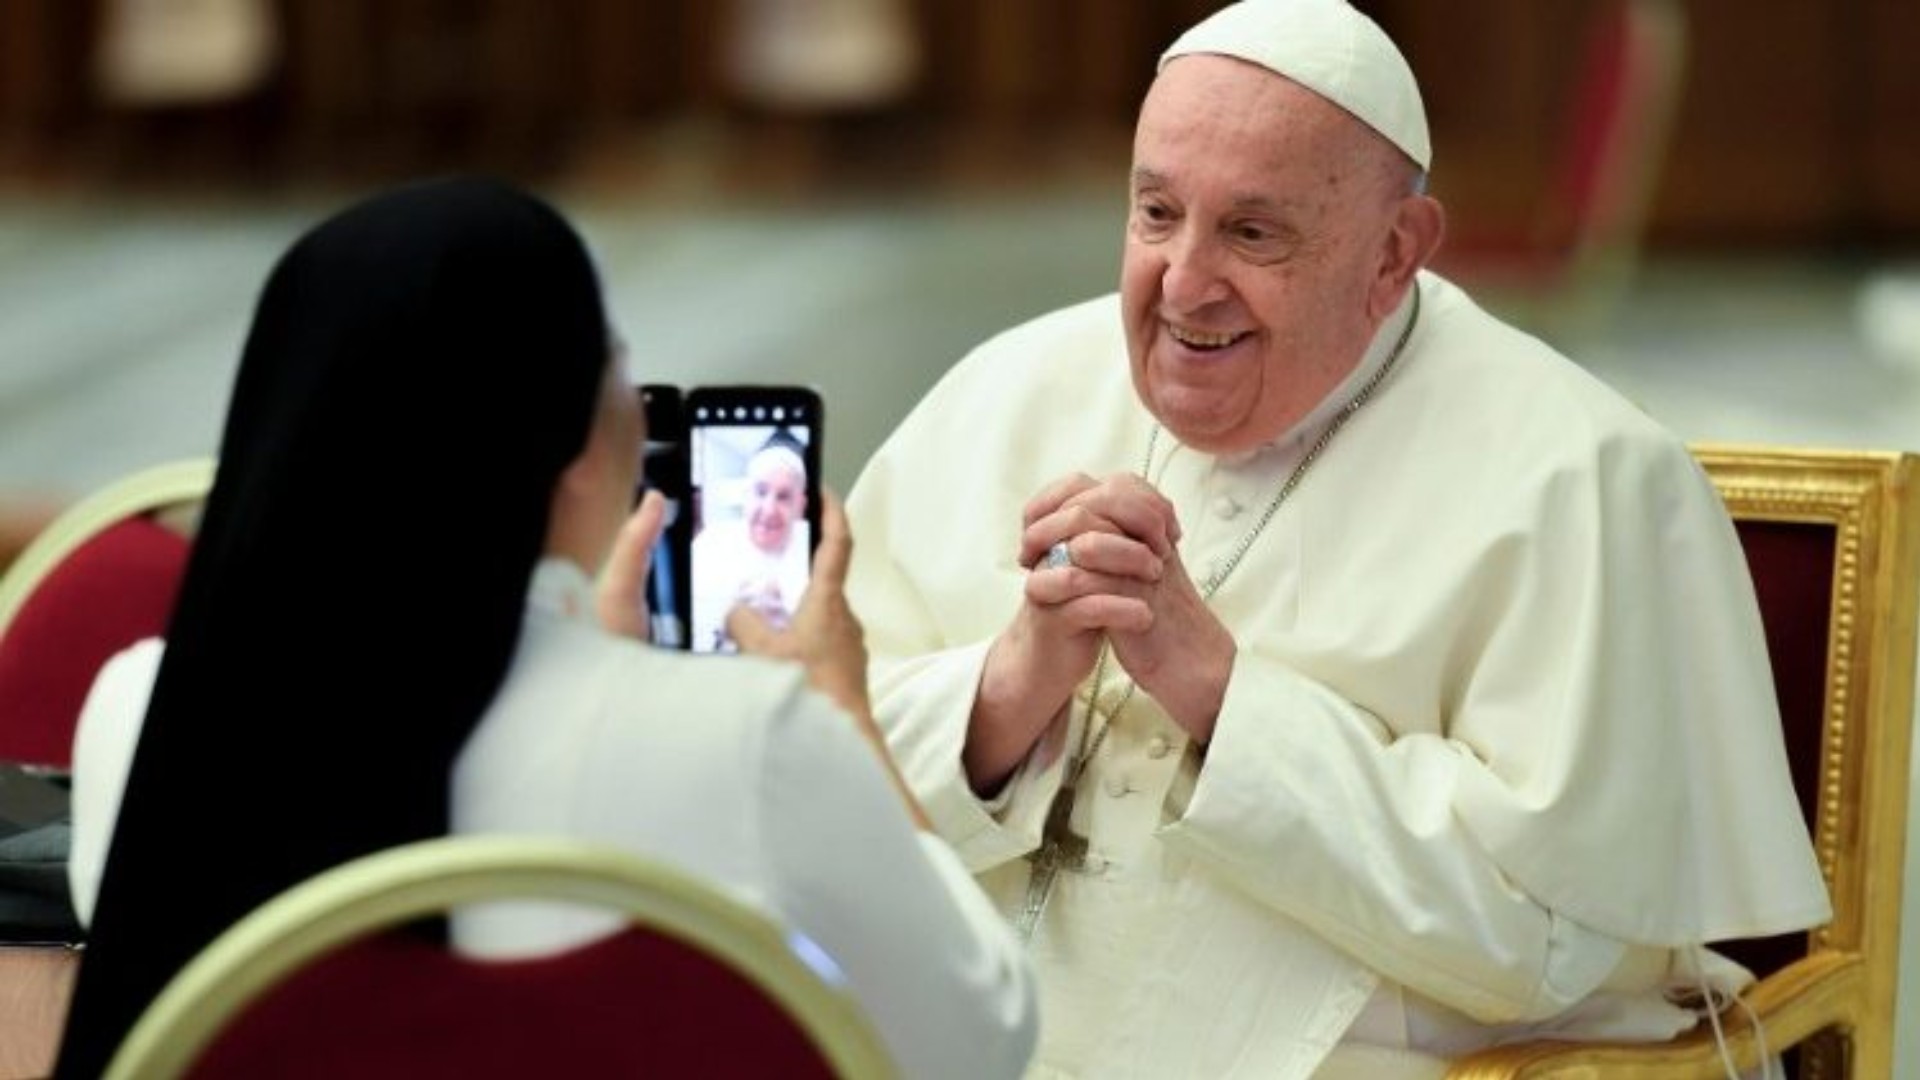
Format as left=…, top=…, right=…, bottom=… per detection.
left=638, top=384, right=691, bottom=648
left=685, top=386, right=823, bottom=654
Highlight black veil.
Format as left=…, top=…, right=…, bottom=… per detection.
left=56, top=177, right=610, bottom=1076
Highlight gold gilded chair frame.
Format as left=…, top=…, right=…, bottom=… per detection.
left=1448, top=446, right=1918, bottom=1080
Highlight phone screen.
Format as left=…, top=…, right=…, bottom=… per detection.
left=686, top=387, right=822, bottom=654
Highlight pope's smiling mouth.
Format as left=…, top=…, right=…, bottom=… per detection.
left=1167, top=324, right=1251, bottom=352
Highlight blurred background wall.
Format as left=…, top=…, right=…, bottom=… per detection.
left=3, top=1, right=1917, bottom=245
left=1, top=0, right=1918, bottom=505
left=4, top=0, right=1920, bottom=592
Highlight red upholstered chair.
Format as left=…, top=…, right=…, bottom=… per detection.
left=1430, top=0, right=1687, bottom=347
left=0, top=459, right=211, bottom=768
left=0, top=461, right=206, bottom=1078
left=1449, top=446, right=1919, bottom=1078
left=103, top=836, right=898, bottom=1079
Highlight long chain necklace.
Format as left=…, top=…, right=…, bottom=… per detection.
left=1014, top=286, right=1421, bottom=942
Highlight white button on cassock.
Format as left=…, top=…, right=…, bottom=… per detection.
left=1146, top=735, right=1171, bottom=759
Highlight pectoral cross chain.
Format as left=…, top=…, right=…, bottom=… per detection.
left=1013, top=783, right=1090, bottom=941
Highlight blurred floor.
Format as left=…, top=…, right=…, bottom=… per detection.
left=2, top=131, right=1918, bottom=504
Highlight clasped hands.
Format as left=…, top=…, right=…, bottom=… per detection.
left=967, top=472, right=1235, bottom=790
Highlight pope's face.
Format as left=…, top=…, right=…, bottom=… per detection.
left=746, top=453, right=806, bottom=554
left=1121, top=56, right=1405, bottom=455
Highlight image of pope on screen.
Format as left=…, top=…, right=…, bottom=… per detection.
left=689, top=425, right=812, bottom=653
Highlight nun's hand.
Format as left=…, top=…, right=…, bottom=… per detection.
left=729, top=493, right=929, bottom=830
left=727, top=491, right=869, bottom=722
left=596, top=489, right=667, bottom=641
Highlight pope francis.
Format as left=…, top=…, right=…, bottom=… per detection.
left=845, top=1, right=1829, bottom=1077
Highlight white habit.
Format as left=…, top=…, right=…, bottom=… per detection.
left=844, top=273, right=1829, bottom=1078
left=69, top=559, right=1037, bottom=1080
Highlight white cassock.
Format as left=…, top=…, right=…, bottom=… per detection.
left=845, top=272, right=1830, bottom=1079
left=68, top=560, right=1036, bottom=1080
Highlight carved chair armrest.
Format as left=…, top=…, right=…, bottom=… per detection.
left=1443, top=950, right=1861, bottom=1079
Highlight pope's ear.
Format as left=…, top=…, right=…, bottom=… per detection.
left=1373, top=194, right=1445, bottom=318
left=1399, top=194, right=1446, bottom=274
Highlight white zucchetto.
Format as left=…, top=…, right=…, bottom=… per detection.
left=1160, top=0, right=1431, bottom=171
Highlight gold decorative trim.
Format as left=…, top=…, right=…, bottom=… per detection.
left=1694, top=447, right=1877, bottom=952
left=1691, top=444, right=1912, bottom=944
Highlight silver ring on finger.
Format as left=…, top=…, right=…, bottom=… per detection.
left=1044, top=539, right=1074, bottom=570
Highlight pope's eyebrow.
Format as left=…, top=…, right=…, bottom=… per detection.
left=1131, top=167, right=1168, bottom=191
left=1229, top=194, right=1289, bottom=215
